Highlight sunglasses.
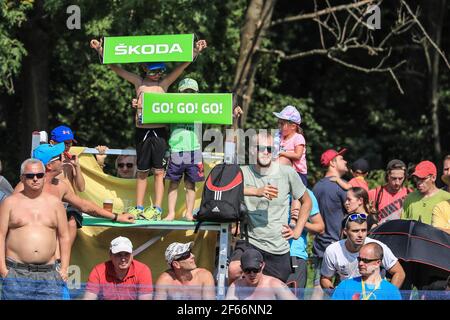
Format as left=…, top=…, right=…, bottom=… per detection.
left=23, top=172, right=45, bottom=179
left=147, top=69, right=165, bottom=76
left=243, top=267, right=262, bottom=274
left=118, top=163, right=134, bottom=169
left=257, top=145, right=273, bottom=153
left=357, top=256, right=380, bottom=264
left=175, top=251, right=191, bottom=262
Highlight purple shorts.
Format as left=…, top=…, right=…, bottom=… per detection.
left=165, top=150, right=205, bottom=183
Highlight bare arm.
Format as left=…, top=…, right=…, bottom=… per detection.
left=160, top=40, right=207, bottom=89
left=274, top=280, right=297, bottom=300
left=305, top=213, right=325, bottom=235
left=387, top=261, right=405, bottom=288
left=320, top=275, right=335, bottom=289
left=225, top=282, right=238, bottom=300
left=0, top=198, right=11, bottom=277
left=62, top=184, right=135, bottom=223
left=90, top=39, right=142, bottom=86
left=291, top=190, right=312, bottom=240
left=244, top=185, right=278, bottom=200
left=330, top=176, right=352, bottom=190
left=154, top=274, right=169, bottom=300
left=67, top=155, right=85, bottom=192
left=55, top=199, right=71, bottom=281
left=201, top=270, right=216, bottom=300
left=279, top=145, right=304, bottom=161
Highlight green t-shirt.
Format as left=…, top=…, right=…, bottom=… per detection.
left=401, top=189, right=450, bottom=225
left=241, top=163, right=306, bottom=255
left=169, top=124, right=201, bottom=152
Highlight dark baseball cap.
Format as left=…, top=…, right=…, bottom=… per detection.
left=240, top=248, right=263, bottom=270
left=351, top=158, right=370, bottom=173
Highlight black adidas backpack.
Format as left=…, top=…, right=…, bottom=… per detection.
left=195, top=163, right=248, bottom=233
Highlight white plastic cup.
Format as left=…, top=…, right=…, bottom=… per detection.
left=103, top=199, right=113, bottom=212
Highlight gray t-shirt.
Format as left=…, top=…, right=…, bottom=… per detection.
left=241, top=163, right=306, bottom=255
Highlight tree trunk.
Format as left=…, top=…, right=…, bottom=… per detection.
left=233, top=0, right=277, bottom=128
left=19, top=0, right=50, bottom=159
left=426, top=0, right=446, bottom=162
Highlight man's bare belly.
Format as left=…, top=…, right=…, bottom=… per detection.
left=6, top=226, right=57, bottom=265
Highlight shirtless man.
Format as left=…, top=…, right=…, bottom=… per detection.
left=49, top=125, right=86, bottom=245
left=49, top=125, right=85, bottom=193
left=0, top=159, right=70, bottom=300
left=226, top=248, right=297, bottom=300
left=154, top=242, right=215, bottom=300
left=15, top=143, right=135, bottom=249
left=90, top=38, right=207, bottom=221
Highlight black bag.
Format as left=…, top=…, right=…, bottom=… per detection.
left=195, top=163, right=248, bottom=236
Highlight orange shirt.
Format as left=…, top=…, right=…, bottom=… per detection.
left=86, top=260, right=153, bottom=300
left=349, top=176, right=369, bottom=192
left=369, top=186, right=411, bottom=223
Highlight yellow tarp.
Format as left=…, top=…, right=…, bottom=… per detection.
left=70, top=147, right=219, bottom=282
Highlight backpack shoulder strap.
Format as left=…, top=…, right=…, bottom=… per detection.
left=375, top=186, right=384, bottom=212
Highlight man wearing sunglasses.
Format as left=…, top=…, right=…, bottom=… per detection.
left=332, top=242, right=402, bottom=300
left=90, top=38, right=207, bottom=221
left=228, top=132, right=312, bottom=284
left=226, top=248, right=297, bottom=300
left=154, top=242, right=215, bottom=300
left=84, top=237, right=153, bottom=300
left=0, top=158, right=71, bottom=299
left=320, top=213, right=405, bottom=291
left=14, top=143, right=135, bottom=251
left=402, top=160, right=450, bottom=225
left=95, top=145, right=137, bottom=179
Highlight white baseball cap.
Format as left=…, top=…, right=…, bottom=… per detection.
left=110, top=236, right=133, bottom=254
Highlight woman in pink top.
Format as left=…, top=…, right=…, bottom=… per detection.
left=273, top=105, right=308, bottom=186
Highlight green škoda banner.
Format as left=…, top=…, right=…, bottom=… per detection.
left=102, top=34, right=193, bottom=64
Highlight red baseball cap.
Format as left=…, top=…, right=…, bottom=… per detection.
left=320, top=148, right=347, bottom=167
left=412, top=160, right=437, bottom=178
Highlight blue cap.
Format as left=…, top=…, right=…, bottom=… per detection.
left=144, top=62, right=166, bottom=71
left=50, top=125, right=76, bottom=143
left=33, top=143, right=65, bottom=165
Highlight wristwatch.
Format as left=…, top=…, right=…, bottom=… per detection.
left=111, top=213, right=118, bottom=222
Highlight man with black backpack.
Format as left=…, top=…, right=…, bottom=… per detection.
left=228, top=131, right=312, bottom=284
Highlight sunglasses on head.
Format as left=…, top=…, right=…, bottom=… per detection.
left=257, top=145, right=273, bottom=153
left=118, top=163, right=134, bottom=169
left=357, top=256, right=380, bottom=264
left=175, top=251, right=191, bottom=262
left=345, top=213, right=367, bottom=227
left=243, top=267, right=262, bottom=274
left=23, top=172, right=45, bottom=179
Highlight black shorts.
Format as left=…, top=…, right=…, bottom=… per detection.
left=66, top=205, right=83, bottom=229
left=135, top=127, right=169, bottom=172
left=230, top=240, right=292, bottom=283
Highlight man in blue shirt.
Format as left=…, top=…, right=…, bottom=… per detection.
left=332, top=242, right=402, bottom=300
left=312, top=149, right=348, bottom=292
